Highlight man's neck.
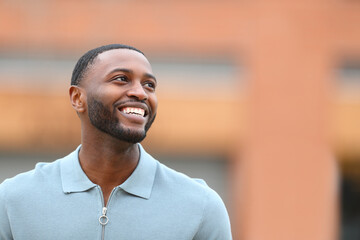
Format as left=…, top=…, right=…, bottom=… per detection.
left=78, top=135, right=140, bottom=205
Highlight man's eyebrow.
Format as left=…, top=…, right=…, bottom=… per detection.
left=144, top=73, right=157, bottom=82
left=108, top=68, right=132, bottom=75
left=108, top=68, right=157, bottom=82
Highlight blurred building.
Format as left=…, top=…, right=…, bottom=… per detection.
left=0, top=1, right=359, bottom=240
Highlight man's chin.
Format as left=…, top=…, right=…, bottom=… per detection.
left=110, top=127, right=147, bottom=143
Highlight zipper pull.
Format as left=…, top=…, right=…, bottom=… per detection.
left=99, top=207, right=109, bottom=225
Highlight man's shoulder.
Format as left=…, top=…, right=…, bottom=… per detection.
left=153, top=160, right=231, bottom=234
left=0, top=158, right=63, bottom=198
left=0, top=146, right=80, bottom=192
left=154, top=160, right=221, bottom=201
left=151, top=159, right=232, bottom=239
left=140, top=145, right=213, bottom=196
left=155, top=161, right=207, bottom=187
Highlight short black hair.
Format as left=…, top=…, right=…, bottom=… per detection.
left=71, top=44, right=145, bottom=86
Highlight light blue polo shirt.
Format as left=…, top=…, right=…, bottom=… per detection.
left=0, top=145, right=232, bottom=240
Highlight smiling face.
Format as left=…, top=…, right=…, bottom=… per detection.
left=77, top=48, right=158, bottom=143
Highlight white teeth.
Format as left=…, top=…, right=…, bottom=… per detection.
left=121, top=107, right=145, bottom=117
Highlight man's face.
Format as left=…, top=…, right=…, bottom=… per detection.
left=81, top=49, right=157, bottom=143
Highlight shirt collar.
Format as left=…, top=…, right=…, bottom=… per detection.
left=119, top=144, right=157, bottom=199
left=60, top=144, right=158, bottom=200
left=60, top=145, right=96, bottom=193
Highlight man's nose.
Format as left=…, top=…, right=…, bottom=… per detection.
left=127, top=82, right=148, bottom=101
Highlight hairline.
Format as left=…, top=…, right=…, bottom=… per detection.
left=81, top=48, right=147, bottom=85
left=71, top=44, right=145, bottom=86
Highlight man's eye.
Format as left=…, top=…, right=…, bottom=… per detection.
left=144, top=82, right=156, bottom=89
left=114, top=76, right=127, bottom=82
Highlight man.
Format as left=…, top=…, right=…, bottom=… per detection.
left=0, top=44, right=232, bottom=239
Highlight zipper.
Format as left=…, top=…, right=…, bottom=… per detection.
left=99, top=207, right=108, bottom=240
left=98, top=186, right=117, bottom=240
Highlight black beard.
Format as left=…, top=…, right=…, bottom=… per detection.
left=87, top=97, right=156, bottom=143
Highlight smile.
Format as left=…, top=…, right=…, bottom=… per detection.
left=120, top=107, right=145, bottom=117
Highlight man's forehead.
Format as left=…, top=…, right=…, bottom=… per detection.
left=95, top=48, right=151, bottom=67
left=83, top=48, right=154, bottom=83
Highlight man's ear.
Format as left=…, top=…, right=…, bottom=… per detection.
left=69, top=86, right=86, bottom=113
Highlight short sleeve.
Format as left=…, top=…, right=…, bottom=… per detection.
left=0, top=181, right=13, bottom=240
left=193, top=189, right=232, bottom=240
